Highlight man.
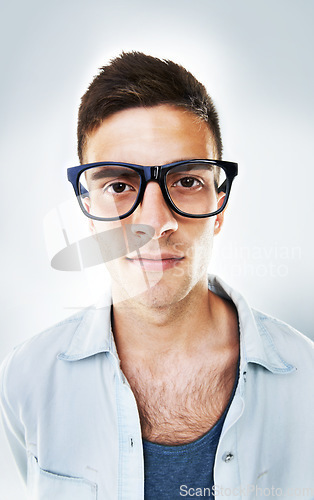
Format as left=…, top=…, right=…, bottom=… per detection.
left=1, top=52, right=313, bottom=499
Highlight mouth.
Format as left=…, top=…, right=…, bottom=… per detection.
left=125, top=253, right=184, bottom=271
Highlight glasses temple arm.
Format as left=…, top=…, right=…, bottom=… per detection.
left=218, top=179, right=227, bottom=193
left=79, top=183, right=89, bottom=198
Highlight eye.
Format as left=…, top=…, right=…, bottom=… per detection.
left=173, top=177, right=203, bottom=189
left=105, top=182, right=135, bottom=194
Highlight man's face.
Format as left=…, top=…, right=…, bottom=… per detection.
left=84, top=104, right=225, bottom=309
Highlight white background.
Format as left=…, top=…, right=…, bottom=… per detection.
left=0, top=0, right=313, bottom=497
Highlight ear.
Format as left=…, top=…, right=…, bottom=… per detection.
left=214, top=192, right=226, bottom=235
left=83, top=197, right=96, bottom=234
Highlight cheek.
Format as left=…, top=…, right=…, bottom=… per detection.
left=196, top=223, right=216, bottom=260
left=90, top=220, right=127, bottom=266
left=187, top=218, right=216, bottom=246
left=91, top=219, right=124, bottom=234
left=182, top=219, right=216, bottom=266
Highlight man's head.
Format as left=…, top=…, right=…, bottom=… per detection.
left=71, top=53, right=236, bottom=311
left=77, top=51, right=222, bottom=164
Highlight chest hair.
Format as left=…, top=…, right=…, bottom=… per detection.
left=124, top=356, right=238, bottom=445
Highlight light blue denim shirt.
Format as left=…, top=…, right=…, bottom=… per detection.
left=1, top=275, right=314, bottom=499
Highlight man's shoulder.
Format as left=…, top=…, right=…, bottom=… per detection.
left=252, top=308, right=314, bottom=367
left=0, top=303, right=113, bottom=429
left=208, top=275, right=314, bottom=371
left=4, top=309, right=86, bottom=360
left=0, top=309, right=90, bottom=397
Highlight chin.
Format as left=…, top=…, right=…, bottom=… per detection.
left=135, top=282, right=183, bottom=310
left=112, top=268, right=200, bottom=314
left=108, top=251, right=209, bottom=310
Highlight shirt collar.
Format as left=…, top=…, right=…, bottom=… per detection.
left=208, top=274, right=295, bottom=374
left=58, top=290, right=115, bottom=361
left=58, top=275, right=295, bottom=374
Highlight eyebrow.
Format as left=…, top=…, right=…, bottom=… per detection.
left=88, top=168, right=139, bottom=182
left=167, top=163, right=214, bottom=173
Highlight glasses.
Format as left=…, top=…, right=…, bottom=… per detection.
left=67, top=159, right=238, bottom=221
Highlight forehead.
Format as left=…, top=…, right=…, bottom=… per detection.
left=84, top=105, right=217, bottom=165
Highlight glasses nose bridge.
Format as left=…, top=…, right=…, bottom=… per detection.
left=143, top=165, right=161, bottom=184
left=141, top=165, right=169, bottom=209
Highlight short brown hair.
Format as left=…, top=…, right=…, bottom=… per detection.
left=77, top=51, right=222, bottom=163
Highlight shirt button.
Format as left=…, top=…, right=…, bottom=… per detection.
left=222, top=452, right=234, bottom=463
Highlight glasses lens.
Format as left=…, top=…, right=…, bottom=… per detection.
left=166, top=162, right=226, bottom=216
left=78, top=165, right=141, bottom=219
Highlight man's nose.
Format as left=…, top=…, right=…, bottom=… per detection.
left=132, top=182, right=178, bottom=239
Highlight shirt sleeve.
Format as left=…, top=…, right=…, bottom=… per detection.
left=0, top=352, right=28, bottom=483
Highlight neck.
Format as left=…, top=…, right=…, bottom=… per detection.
left=111, top=278, right=238, bottom=364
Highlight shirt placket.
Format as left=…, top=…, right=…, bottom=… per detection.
left=113, top=360, right=144, bottom=500
left=213, top=368, right=246, bottom=498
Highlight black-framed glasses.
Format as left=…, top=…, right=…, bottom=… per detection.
left=67, top=159, right=238, bottom=221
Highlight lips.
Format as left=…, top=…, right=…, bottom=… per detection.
left=125, top=252, right=184, bottom=271
left=128, top=252, right=183, bottom=260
